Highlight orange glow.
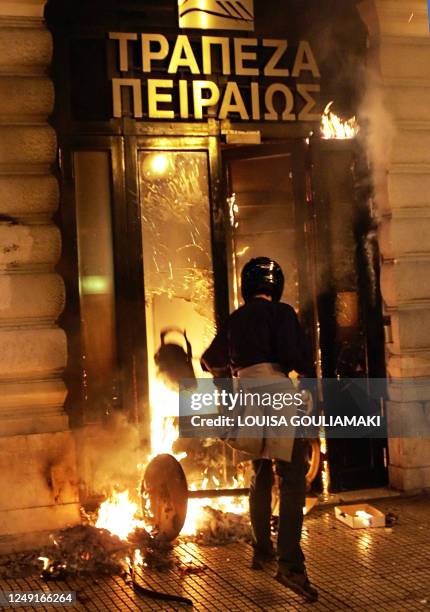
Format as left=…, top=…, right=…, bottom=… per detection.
left=150, top=153, right=169, bottom=175
left=95, top=490, right=146, bottom=540
left=96, top=379, right=249, bottom=541
left=182, top=472, right=248, bottom=536
left=319, top=433, right=329, bottom=498
left=321, top=102, right=359, bottom=140
left=149, top=379, right=186, bottom=461
left=38, top=557, right=50, bottom=571
left=134, top=549, right=144, bottom=566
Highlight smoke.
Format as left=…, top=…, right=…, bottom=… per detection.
left=76, top=413, right=144, bottom=499
left=356, top=0, right=396, bottom=216
left=358, top=74, right=396, bottom=216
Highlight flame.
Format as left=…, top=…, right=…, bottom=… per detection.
left=228, top=193, right=238, bottom=228
left=134, top=549, right=144, bottom=566
left=321, top=102, right=359, bottom=140
left=96, top=378, right=249, bottom=541
left=319, top=433, right=330, bottom=498
left=95, top=490, right=145, bottom=540
left=149, top=380, right=186, bottom=461
left=237, top=246, right=250, bottom=257
left=356, top=510, right=373, bottom=519
left=38, top=557, right=50, bottom=571
left=182, top=471, right=248, bottom=536
left=182, top=495, right=249, bottom=536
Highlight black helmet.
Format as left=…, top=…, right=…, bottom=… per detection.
left=241, top=257, right=285, bottom=303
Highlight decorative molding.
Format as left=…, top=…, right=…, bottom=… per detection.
left=0, top=0, right=46, bottom=18
left=0, top=265, right=57, bottom=275
left=381, top=34, right=430, bottom=45
left=376, top=0, right=428, bottom=14
left=0, top=163, right=52, bottom=175
left=389, top=163, right=430, bottom=175
left=384, top=298, right=430, bottom=313
left=387, top=345, right=430, bottom=356
left=396, top=120, right=430, bottom=131
left=383, top=252, right=430, bottom=263
left=382, top=206, right=430, bottom=219
left=384, top=78, right=430, bottom=88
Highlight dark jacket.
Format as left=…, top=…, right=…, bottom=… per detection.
left=201, top=298, right=312, bottom=376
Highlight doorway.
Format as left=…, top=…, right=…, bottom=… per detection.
left=62, top=135, right=388, bottom=493
left=223, top=142, right=317, bottom=362
left=222, top=140, right=388, bottom=493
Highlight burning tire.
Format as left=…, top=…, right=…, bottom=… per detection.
left=142, top=454, right=188, bottom=541
left=143, top=440, right=321, bottom=542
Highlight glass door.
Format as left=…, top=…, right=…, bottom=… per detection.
left=139, top=149, right=216, bottom=381
left=137, top=142, right=232, bottom=488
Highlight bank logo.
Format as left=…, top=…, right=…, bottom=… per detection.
left=178, top=0, right=254, bottom=31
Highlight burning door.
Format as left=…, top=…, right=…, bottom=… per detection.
left=137, top=141, right=239, bottom=492
left=138, top=149, right=215, bottom=447
left=310, top=138, right=388, bottom=492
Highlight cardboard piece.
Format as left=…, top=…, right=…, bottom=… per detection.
left=335, top=503, right=386, bottom=529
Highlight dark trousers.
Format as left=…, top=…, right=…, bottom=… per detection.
left=249, top=439, right=306, bottom=573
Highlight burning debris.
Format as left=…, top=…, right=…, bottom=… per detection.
left=0, top=526, right=128, bottom=580
left=0, top=490, right=250, bottom=581
left=0, top=365, right=251, bottom=585
left=95, top=490, right=146, bottom=541
left=39, top=526, right=129, bottom=579
left=321, top=101, right=359, bottom=140
left=185, top=506, right=252, bottom=546
left=0, top=524, right=174, bottom=581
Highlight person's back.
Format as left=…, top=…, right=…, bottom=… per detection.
left=201, top=257, right=318, bottom=603
left=229, top=298, right=310, bottom=375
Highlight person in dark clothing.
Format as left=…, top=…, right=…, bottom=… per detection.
left=201, top=257, right=318, bottom=603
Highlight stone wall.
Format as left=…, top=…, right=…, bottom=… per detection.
left=0, top=0, right=80, bottom=551
left=363, top=0, right=430, bottom=490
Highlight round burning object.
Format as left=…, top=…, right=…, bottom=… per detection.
left=142, top=454, right=188, bottom=541
left=154, top=328, right=196, bottom=390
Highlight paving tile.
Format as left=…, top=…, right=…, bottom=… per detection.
left=0, top=496, right=429, bottom=611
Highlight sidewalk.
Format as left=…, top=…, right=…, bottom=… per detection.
left=1, top=495, right=429, bottom=611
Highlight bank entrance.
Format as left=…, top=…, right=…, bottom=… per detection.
left=46, top=0, right=388, bottom=497
left=61, top=131, right=387, bottom=495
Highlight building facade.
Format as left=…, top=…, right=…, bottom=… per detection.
left=0, top=0, right=429, bottom=550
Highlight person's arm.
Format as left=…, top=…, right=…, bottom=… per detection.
left=201, top=322, right=230, bottom=377
left=276, top=306, right=314, bottom=377
left=277, top=306, right=317, bottom=414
